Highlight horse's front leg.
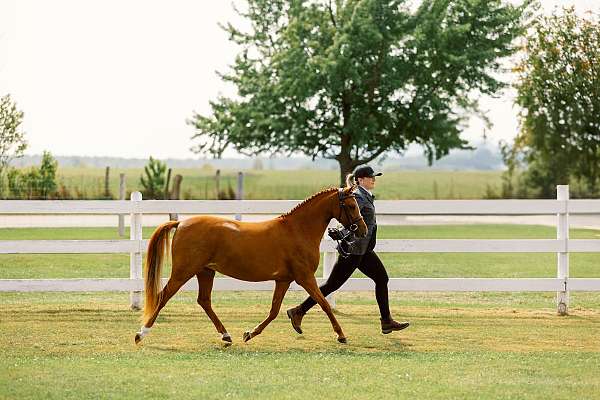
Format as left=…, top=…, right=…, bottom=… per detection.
left=243, top=280, right=291, bottom=342
left=296, top=274, right=347, bottom=343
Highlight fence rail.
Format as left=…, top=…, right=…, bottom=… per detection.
left=1, top=199, right=599, bottom=215
left=0, top=185, right=599, bottom=314
left=2, top=238, right=600, bottom=254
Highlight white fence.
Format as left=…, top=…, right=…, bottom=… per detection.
left=0, top=185, right=599, bottom=314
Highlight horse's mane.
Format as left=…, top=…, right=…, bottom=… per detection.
left=278, top=187, right=339, bottom=218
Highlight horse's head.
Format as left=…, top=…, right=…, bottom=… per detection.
left=335, top=186, right=368, bottom=238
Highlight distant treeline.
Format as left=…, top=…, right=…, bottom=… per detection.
left=10, top=142, right=503, bottom=171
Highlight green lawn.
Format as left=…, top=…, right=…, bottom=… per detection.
left=55, top=167, right=504, bottom=200
left=1, top=291, right=599, bottom=399
left=1, top=225, right=599, bottom=399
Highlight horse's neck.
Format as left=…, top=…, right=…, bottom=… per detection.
left=284, top=194, right=333, bottom=241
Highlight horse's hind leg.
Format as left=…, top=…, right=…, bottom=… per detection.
left=296, top=275, right=347, bottom=343
left=243, top=280, right=291, bottom=342
left=136, top=258, right=199, bottom=344
left=196, top=269, right=231, bottom=344
left=136, top=276, right=188, bottom=343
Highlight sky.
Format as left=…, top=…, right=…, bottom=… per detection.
left=0, top=0, right=598, bottom=160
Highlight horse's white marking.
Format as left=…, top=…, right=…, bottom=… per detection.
left=221, top=222, right=240, bottom=232
left=222, top=332, right=231, bottom=340
left=137, top=326, right=151, bottom=339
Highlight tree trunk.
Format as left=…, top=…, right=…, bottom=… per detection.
left=337, top=154, right=363, bottom=187
left=338, top=159, right=354, bottom=187
left=337, top=133, right=356, bottom=187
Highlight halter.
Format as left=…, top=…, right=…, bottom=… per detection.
left=337, top=188, right=364, bottom=232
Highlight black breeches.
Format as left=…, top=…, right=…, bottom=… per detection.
left=299, top=251, right=390, bottom=319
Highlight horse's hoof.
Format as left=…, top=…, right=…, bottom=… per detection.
left=134, top=333, right=142, bottom=344
left=243, top=331, right=253, bottom=342
left=222, top=333, right=232, bottom=344
left=337, top=336, right=347, bottom=344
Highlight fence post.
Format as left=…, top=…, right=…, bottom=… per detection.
left=164, top=168, right=172, bottom=200
left=323, top=251, right=336, bottom=308
left=235, top=172, right=244, bottom=221
left=556, top=185, right=569, bottom=315
left=169, top=174, right=182, bottom=221
left=104, top=166, right=111, bottom=198
left=118, top=173, right=126, bottom=237
left=215, top=169, right=221, bottom=199
left=130, top=191, right=143, bottom=310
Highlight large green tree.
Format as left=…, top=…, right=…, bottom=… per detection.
left=190, top=0, right=533, bottom=184
left=512, top=8, right=600, bottom=197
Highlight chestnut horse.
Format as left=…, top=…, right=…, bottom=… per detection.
left=134, top=186, right=367, bottom=345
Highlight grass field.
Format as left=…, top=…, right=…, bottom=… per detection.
left=1, top=225, right=599, bottom=399
left=55, top=167, right=504, bottom=200
left=1, top=291, right=600, bottom=399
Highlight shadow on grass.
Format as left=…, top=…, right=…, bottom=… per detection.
left=137, top=337, right=413, bottom=356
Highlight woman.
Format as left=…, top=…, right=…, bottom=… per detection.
left=287, top=165, right=410, bottom=335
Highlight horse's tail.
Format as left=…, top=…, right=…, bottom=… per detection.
left=142, top=220, right=180, bottom=325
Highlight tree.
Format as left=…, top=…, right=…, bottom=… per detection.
left=512, top=8, right=600, bottom=197
left=38, top=151, right=58, bottom=198
left=140, top=157, right=167, bottom=199
left=0, top=94, right=27, bottom=177
left=189, top=0, right=534, bottom=184
left=6, top=151, right=58, bottom=199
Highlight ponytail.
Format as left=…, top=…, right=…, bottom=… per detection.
left=345, top=173, right=356, bottom=188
